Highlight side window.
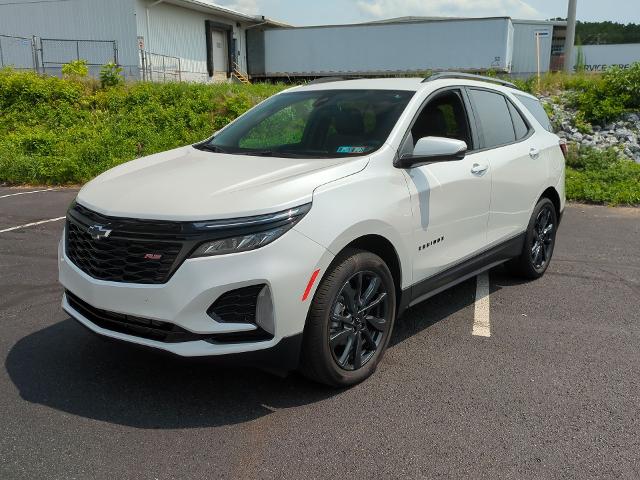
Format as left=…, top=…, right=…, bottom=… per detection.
left=468, top=89, right=516, bottom=148
left=409, top=89, right=473, bottom=150
left=514, top=94, right=553, bottom=132
left=507, top=101, right=530, bottom=140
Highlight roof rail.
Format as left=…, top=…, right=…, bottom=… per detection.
left=307, top=76, right=359, bottom=85
left=423, top=72, right=518, bottom=89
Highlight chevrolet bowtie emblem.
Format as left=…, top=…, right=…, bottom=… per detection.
left=87, top=224, right=112, bottom=240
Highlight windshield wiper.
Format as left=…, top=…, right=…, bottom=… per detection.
left=239, top=150, right=332, bottom=158
left=239, top=150, right=275, bottom=157
left=195, top=143, right=228, bottom=154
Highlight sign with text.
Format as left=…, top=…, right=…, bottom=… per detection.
left=572, top=43, right=640, bottom=72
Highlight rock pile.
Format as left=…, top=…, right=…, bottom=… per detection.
left=541, top=96, right=640, bottom=164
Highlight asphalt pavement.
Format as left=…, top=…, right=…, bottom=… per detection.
left=1, top=186, right=639, bottom=479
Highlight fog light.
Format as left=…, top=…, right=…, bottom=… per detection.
left=255, top=285, right=275, bottom=335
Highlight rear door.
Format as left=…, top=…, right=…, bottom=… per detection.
left=465, top=87, right=548, bottom=245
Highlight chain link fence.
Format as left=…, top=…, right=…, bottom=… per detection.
left=139, top=50, right=181, bottom=82
left=0, top=34, right=37, bottom=71
left=0, top=34, right=210, bottom=83
left=39, top=38, right=118, bottom=76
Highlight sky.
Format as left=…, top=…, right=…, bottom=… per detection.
left=216, top=0, right=640, bottom=26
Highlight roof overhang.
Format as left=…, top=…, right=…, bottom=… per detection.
left=158, top=0, right=289, bottom=26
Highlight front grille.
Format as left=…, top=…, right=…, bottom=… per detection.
left=207, top=284, right=264, bottom=323
left=65, top=204, right=185, bottom=284
left=67, top=222, right=182, bottom=284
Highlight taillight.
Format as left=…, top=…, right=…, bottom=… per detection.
left=559, top=139, right=568, bottom=159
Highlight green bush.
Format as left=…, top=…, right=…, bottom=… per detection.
left=0, top=68, right=287, bottom=184
left=512, top=76, right=535, bottom=93
left=99, top=62, right=123, bottom=88
left=570, top=62, right=640, bottom=123
left=61, top=60, right=89, bottom=78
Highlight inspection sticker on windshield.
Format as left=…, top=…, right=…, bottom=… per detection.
left=337, top=146, right=366, bottom=154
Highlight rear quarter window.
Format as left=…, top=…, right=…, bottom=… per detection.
left=468, top=89, right=516, bottom=148
left=514, top=94, right=553, bottom=132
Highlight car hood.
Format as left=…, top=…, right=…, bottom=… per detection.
left=76, top=146, right=369, bottom=221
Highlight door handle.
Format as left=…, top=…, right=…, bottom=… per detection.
left=471, top=163, right=489, bottom=175
left=529, top=147, right=540, bottom=159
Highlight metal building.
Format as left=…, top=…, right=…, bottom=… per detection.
left=0, top=3, right=568, bottom=82
left=0, top=0, right=283, bottom=81
left=511, top=19, right=567, bottom=76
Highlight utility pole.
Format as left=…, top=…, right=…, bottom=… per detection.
left=563, top=0, right=578, bottom=72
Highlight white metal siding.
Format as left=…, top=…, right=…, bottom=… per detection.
left=135, top=0, right=248, bottom=82
left=261, top=18, right=514, bottom=76
left=0, top=0, right=138, bottom=76
left=512, top=21, right=553, bottom=74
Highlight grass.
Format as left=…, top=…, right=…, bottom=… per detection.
left=512, top=71, right=601, bottom=96
left=565, top=147, right=640, bottom=206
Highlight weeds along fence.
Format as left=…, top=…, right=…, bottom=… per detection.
left=38, top=38, right=118, bottom=76
left=0, top=34, right=118, bottom=76
left=2, top=34, right=217, bottom=83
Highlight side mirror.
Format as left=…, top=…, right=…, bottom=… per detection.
left=395, top=137, right=467, bottom=169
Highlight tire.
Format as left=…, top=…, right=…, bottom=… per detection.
left=300, top=249, right=396, bottom=387
left=507, top=197, right=558, bottom=279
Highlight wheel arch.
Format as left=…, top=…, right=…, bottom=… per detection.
left=336, top=234, right=403, bottom=313
left=539, top=186, right=562, bottom=220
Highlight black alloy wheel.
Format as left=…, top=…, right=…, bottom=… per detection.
left=300, top=249, right=396, bottom=387
left=531, top=204, right=555, bottom=270
left=329, top=271, right=390, bottom=371
left=507, top=197, right=558, bottom=279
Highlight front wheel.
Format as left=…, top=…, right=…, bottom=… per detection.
left=300, top=249, right=396, bottom=387
left=507, top=197, right=558, bottom=279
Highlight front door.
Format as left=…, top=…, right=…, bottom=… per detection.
left=402, top=88, right=492, bottom=283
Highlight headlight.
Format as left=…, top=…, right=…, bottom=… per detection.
left=191, top=225, right=288, bottom=257
left=189, top=203, right=311, bottom=258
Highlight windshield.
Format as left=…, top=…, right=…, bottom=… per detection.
left=200, top=89, right=414, bottom=158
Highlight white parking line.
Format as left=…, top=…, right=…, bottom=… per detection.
left=472, top=272, right=491, bottom=337
left=0, top=188, right=57, bottom=199
left=0, top=217, right=66, bottom=233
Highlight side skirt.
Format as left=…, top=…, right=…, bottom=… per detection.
left=398, top=232, right=525, bottom=315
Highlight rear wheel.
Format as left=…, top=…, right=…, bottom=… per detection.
left=507, top=197, right=558, bottom=279
left=300, top=249, right=396, bottom=387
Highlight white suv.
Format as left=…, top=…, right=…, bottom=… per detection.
left=59, top=74, right=565, bottom=386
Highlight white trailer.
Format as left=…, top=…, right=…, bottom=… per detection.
left=247, top=17, right=514, bottom=78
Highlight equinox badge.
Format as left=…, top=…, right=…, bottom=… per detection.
left=87, top=225, right=112, bottom=240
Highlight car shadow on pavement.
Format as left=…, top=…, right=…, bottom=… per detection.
left=5, top=272, right=511, bottom=429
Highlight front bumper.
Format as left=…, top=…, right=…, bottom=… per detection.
left=59, top=226, right=333, bottom=361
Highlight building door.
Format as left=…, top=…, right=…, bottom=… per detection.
left=210, top=29, right=228, bottom=73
